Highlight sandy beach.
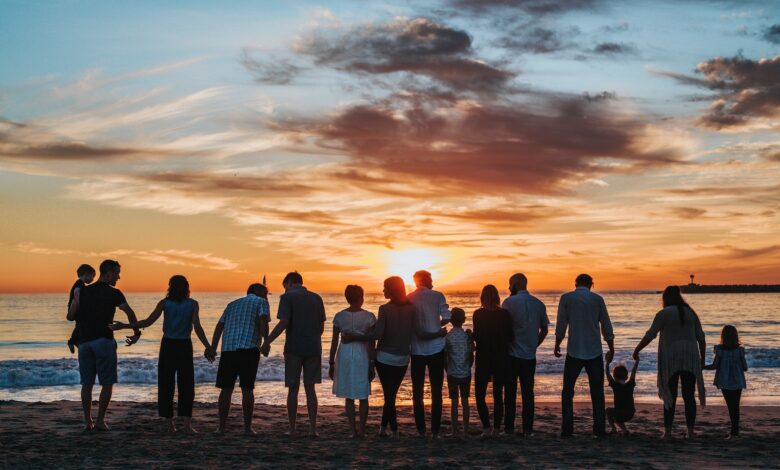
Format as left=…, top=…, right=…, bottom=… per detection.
left=1, top=401, right=777, bottom=469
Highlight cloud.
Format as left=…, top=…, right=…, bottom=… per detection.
left=0, top=140, right=163, bottom=161
left=591, top=42, right=637, bottom=56
left=601, top=21, right=629, bottom=33
left=295, top=17, right=514, bottom=93
left=669, top=207, right=707, bottom=218
left=763, top=24, right=780, bottom=44
left=240, top=49, right=304, bottom=85
left=449, top=0, right=603, bottom=16
left=717, top=244, right=780, bottom=260
left=658, top=54, right=780, bottom=130
left=495, top=25, right=580, bottom=54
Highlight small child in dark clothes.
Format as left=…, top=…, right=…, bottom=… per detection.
left=67, top=264, right=96, bottom=353
left=606, top=357, right=639, bottom=436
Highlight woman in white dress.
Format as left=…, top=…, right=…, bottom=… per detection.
left=328, top=284, right=376, bottom=437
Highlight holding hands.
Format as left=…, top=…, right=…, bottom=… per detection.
left=554, top=344, right=562, bottom=358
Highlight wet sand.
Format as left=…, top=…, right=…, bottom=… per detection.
left=1, top=401, right=778, bottom=468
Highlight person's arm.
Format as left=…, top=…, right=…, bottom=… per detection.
left=368, top=337, right=376, bottom=381
left=630, top=357, right=639, bottom=382
left=694, top=313, right=706, bottom=369
left=263, top=296, right=291, bottom=355
left=117, top=303, right=142, bottom=346
left=741, top=347, right=748, bottom=371
left=633, top=311, right=664, bottom=360
left=439, top=294, right=451, bottom=326
left=538, top=305, right=550, bottom=347
left=419, top=328, right=448, bottom=339
left=191, top=300, right=211, bottom=351
left=554, top=297, right=568, bottom=358
left=345, top=307, right=386, bottom=342
left=67, top=290, right=80, bottom=321
left=114, top=299, right=164, bottom=330
left=328, top=324, right=340, bottom=380
left=209, top=322, right=224, bottom=361
left=605, top=359, right=615, bottom=384
left=703, top=355, right=720, bottom=370
left=600, top=298, right=615, bottom=363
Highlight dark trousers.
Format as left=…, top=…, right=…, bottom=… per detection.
left=376, top=360, right=408, bottom=431
left=505, top=357, right=536, bottom=434
left=663, top=371, right=696, bottom=428
left=475, top=359, right=507, bottom=430
left=158, top=338, right=194, bottom=418
left=411, top=351, right=445, bottom=434
left=721, top=389, right=741, bottom=435
left=562, top=354, right=605, bottom=436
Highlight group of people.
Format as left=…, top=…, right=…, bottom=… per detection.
left=66, top=261, right=748, bottom=440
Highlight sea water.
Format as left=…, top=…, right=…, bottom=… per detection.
left=1, top=291, right=778, bottom=406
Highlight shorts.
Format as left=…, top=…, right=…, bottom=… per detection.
left=216, top=348, right=260, bottom=389
left=78, top=337, right=118, bottom=386
left=447, top=374, right=471, bottom=399
left=284, top=353, right=322, bottom=387
left=606, top=407, right=635, bottom=423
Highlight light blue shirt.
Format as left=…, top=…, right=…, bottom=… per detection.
left=162, top=298, right=195, bottom=340
left=409, top=287, right=451, bottom=356
left=502, top=291, right=549, bottom=360
left=218, top=294, right=269, bottom=352
left=555, top=286, right=614, bottom=360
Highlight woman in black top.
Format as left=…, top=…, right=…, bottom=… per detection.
left=472, top=284, right=514, bottom=437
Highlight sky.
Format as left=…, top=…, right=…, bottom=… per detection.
left=0, top=0, right=779, bottom=293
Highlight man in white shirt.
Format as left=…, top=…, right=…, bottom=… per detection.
left=408, top=270, right=451, bottom=437
left=502, top=273, right=549, bottom=436
left=554, top=273, right=614, bottom=438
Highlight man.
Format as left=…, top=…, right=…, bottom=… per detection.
left=502, top=273, right=549, bottom=436
left=408, top=270, right=451, bottom=438
left=67, top=259, right=141, bottom=431
left=208, top=283, right=270, bottom=435
left=554, top=273, right=615, bottom=438
left=262, top=272, right=325, bottom=437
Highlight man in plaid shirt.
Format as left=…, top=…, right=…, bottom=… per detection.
left=208, top=283, right=270, bottom=434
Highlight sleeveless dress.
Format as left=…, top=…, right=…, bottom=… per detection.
left=332, top=309, right=376, bottom=400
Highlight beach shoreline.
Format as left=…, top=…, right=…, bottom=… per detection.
left=1, top=401, right=778, bottom=468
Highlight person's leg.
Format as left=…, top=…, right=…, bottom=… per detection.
left=241, top=387, right=256, bottom=435
left=217, top=387, right=233, bottom=433
left=429, top=351, right=445, bottom=436
left=375, top=362, right=391, bottom=433
left=302, top=355, right=321, bottom=436
left=663, top=372, right=680, bottom=439
left=492, top=367, right=505, bottom=432
left=460, top=380, right=471, bottom=436
left=215, top=351, right=238, bottom=434
left=680, top=371, right=696, bottom=438
left=178, top=340, right=196, bottom=432
left=410, top=355, right=427, bottom=436
left=474, top=363, right=491, bottom=433
left=561, top=355, right=583, bottom=437
left=304, top=383, right=319, bottom=436
left=80, top=384, right=94, bottom=430
left=585, top=355, right=606, bottom=436
left=358, top=399, right=369, bottom=437
left=449, top=378, right=460, bottom=436
left=722, top=389, right=741, bottom=436
left=388, top=364, right=406, bottom=435
left=504, top=357, right=519, bottom=434
left=606, top=408, right=617, bottom=433
left=520, top=358, right=537, bottom=435
left=158, top=340, right=176, bottom=430
left=284, top=353, right=303, bottom=436
left=94, top=339, right=118, bottom=431
left=77, top=341, right=97, bottom=430
left=95, top=384, right=113, bottom=430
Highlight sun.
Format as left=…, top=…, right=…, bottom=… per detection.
left=384, top=248, right=442, bottom=287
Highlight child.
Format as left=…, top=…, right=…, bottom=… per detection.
left=606, top=357, right=639, bottom=436
left=705, top=325, right=747, bottom=439
left=445, top=307, right=473, bottom=438
left=66, top=264, right=96, bottom=353
left=329, top=285, right=376, bottom=438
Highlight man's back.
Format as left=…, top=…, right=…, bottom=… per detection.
left=502, top=291, right=549, bottom=360
left=408, top=287, right=450, bottom=355
left=278, top=286, right=325, bottom=357
left=77, top=281, right=126, bottom=343
left=555, top=287, right=613, bottom=360
left=220, top=294, right=268, bottom=352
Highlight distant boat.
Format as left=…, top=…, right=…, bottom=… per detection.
left=667, top=274, right=780, bottom=294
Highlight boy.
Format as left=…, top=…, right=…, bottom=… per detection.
left=606, top=357, right=639, bottom=436
left=67, top=264, right=96, bottom=353
left=445, top=308, right=473, bottom=438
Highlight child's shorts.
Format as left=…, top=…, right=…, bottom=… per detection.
left=606, top=407, right=635, bottom=423
left=447, top=374, right=471, bottom=399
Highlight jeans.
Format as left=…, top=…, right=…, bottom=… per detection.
left=158, top=338, right=194, bottom=418
left=505, top=357, right=536, bottom=434
left=376, top=361, right=408, bottom=431
left=411, top=351, right=445, bottom=434
left=721, top=389, right=741, bottom=435
left=663, top=371, right=696, bottom=429
left=561, top=354, right=605, bottom=436
left=475, top=358, right=507, bottom=430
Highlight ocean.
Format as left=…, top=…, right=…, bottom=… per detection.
left=1, top=291, right=778, bottom=406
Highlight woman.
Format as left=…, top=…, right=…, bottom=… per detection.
left=343, top=276, right=415, bottom=438
left=633, top=285, right=706, bottom=440
left=111, top=275, right=212, bottom=432
left=328, top=285, right=376, bottom=438
left=472, top=284, right=513, bottom=437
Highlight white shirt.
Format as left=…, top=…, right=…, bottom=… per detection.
left=502, top=290, right=550, bottom=360
left=408, top=286, right=451, bottom=356
left=555, top=286, right=614, bottom=360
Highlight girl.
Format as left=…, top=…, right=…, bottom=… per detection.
left=329, top=285, right=376, bottom=438
left=705, top=325, right=748, bottom=439
left=111, top=275, right=212, bottom=432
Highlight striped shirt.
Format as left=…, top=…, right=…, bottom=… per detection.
left=218, top=294, right=269, bottom=352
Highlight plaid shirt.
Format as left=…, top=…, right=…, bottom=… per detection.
left=219, top=294, right=269, bottom=352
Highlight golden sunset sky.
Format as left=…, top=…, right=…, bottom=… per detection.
left=1, top=1, right=779, bottom=292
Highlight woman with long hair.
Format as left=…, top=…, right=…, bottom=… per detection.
left=472, top=284, right=513, bottom=437
left=111, top=275, right=212, bottom=432
left=633, top=285, right=706, bottom=440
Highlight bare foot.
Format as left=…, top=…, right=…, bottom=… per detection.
left=182, top=425, right=198, bottom=434
left=686, top=428, right=695, bottom=440
left=244, top=427, right=257, bottom=436
left=284, top=429, right=297, bottom=438
left=309, top=429, right=320, bottom=438
left=84, top=420, right=94, bottom=431
left=215, top=428, right=226, bottom=435
left=481, top=428, right=493, bottom=439
left=378, top=427, right=389, bottom=438
left=661, top=431, right=672, bottom=441
left=166, top=420, right=177, bottom=433
left=349, top=433, right=358, bottom=439
left=391, top=430, right=399, bottom=439
left=94, top=421, right=110, bottom=432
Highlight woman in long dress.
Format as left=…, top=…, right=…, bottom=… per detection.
left=328, top=284, right=376, bottom=438
left=633, top=286, right=706, bottom=440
